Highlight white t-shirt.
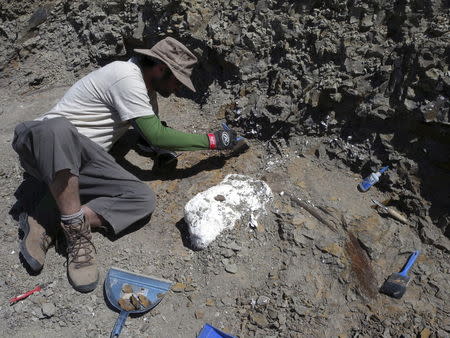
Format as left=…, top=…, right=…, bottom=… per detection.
left=36, top=59, right=158, bottom=151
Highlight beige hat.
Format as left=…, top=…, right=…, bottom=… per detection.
left=134, top=37, right=197, bottom=92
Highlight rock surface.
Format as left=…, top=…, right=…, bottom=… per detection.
left=1, top=0, right=449, bottom=236
left=0, top=1, right=449, bottom=337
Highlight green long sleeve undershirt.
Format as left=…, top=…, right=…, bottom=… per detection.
left=133, top=115, right=210, bottom=151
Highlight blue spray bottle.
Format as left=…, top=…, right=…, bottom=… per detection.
left=358, top=166, right=389, bottom=192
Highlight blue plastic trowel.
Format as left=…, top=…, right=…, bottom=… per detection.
left=104, top=267, right=173, bottom=337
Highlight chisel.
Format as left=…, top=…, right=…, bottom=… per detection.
left=372, top=199, right=409, bottom=224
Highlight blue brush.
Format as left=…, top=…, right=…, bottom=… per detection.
left=198, top=323, right=236, bottom=338
left=380, top=251, right=419, bottom=299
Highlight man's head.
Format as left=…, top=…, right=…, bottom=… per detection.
left=139, top=58, right=183, bottom=97
left=134, top=37, right=198, bottom=97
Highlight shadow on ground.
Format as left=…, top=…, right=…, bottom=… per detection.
left=174, top=217, right=200, bottom=251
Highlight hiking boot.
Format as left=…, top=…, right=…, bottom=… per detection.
left=61, top=219, right=99, bottom=293
left=19, top=212, right=55, bottom=272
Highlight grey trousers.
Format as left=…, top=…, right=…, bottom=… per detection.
left=12, top=117, right=156, bottom=234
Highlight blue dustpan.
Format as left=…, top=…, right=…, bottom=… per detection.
left=198, top=323, right=236, bottom=338
left=104, top=267, right=172, bottom=337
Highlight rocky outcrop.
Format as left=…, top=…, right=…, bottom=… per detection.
left=0, top=0, right=449, bottom=235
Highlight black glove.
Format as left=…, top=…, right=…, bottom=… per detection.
left=208, top=128, right=238, bottom=150
left=153, top=151, right=178, bottom=172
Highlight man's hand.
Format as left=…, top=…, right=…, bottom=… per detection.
left=208, top=126, right=238, bottom=150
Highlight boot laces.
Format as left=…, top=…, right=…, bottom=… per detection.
left=64, top=221, right=97, bottom=269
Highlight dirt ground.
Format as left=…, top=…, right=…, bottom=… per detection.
left=0, top=86, right=449, bottom=338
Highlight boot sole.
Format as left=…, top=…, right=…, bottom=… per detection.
left=19, top=213, right=44, bottom=272
left=68, top=275, right=99, bottom=293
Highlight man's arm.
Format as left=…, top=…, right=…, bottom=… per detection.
left=132, top=115, right=210, bottom=151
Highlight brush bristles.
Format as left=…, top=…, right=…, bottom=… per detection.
left=380, top=281, right=407, bottom=299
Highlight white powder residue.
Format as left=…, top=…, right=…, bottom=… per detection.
left=184, top=174, right=273, bottom=249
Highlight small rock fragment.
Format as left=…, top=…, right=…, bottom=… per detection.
left=214, top=194, right=225, bottom=201
left=227, top=242, right=242, bottom=251
left=195, top=310, right=204, bottom=319
left=14, top=302, right=27, bottom=313
left=31, top=295, right=46, bottom=305
left=138, top=294, right=151, bottom=308
left=268, top=308, right=278, bottom=319
left=121, top=292, right=133, bottom=300
left=118, top=299, right=135, bottom=311
left=171, top=282, right=186, bottom=293
left=205, top=298, right=215, bottom=307
left=420, top=328, right=432, bottom=338
left=278, top=313, right=287, bottom=325
left=184, top=285, right=196, bottom=292
left=130, top=295, right=140, bottom=310
left=224, top=262, right=238, bottom=274
left=294, top=303, right=309, bottom=316
left=221, top=297, right=235, bottom=306
left=41, top=302, right=56, bottom=318
left=256, top=295, right=270, bottom=306
left=250, top=312, right=268, bottom=328
left=268, top=272, right=278, bottom=279
left=122, top=284, right=133, bottom=294
left=221, top=248, right=235, bottom=258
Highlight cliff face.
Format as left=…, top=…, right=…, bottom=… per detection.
left=1, top=0, right=449, bottom=237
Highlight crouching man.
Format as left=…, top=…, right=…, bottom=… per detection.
left=12, top=37, right=238, bottom=292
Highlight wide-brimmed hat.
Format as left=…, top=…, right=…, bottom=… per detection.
left=134, top=37, right=197, bottom=92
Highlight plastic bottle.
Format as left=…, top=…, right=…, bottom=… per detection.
left=358, top=166, right=389, bottom=192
